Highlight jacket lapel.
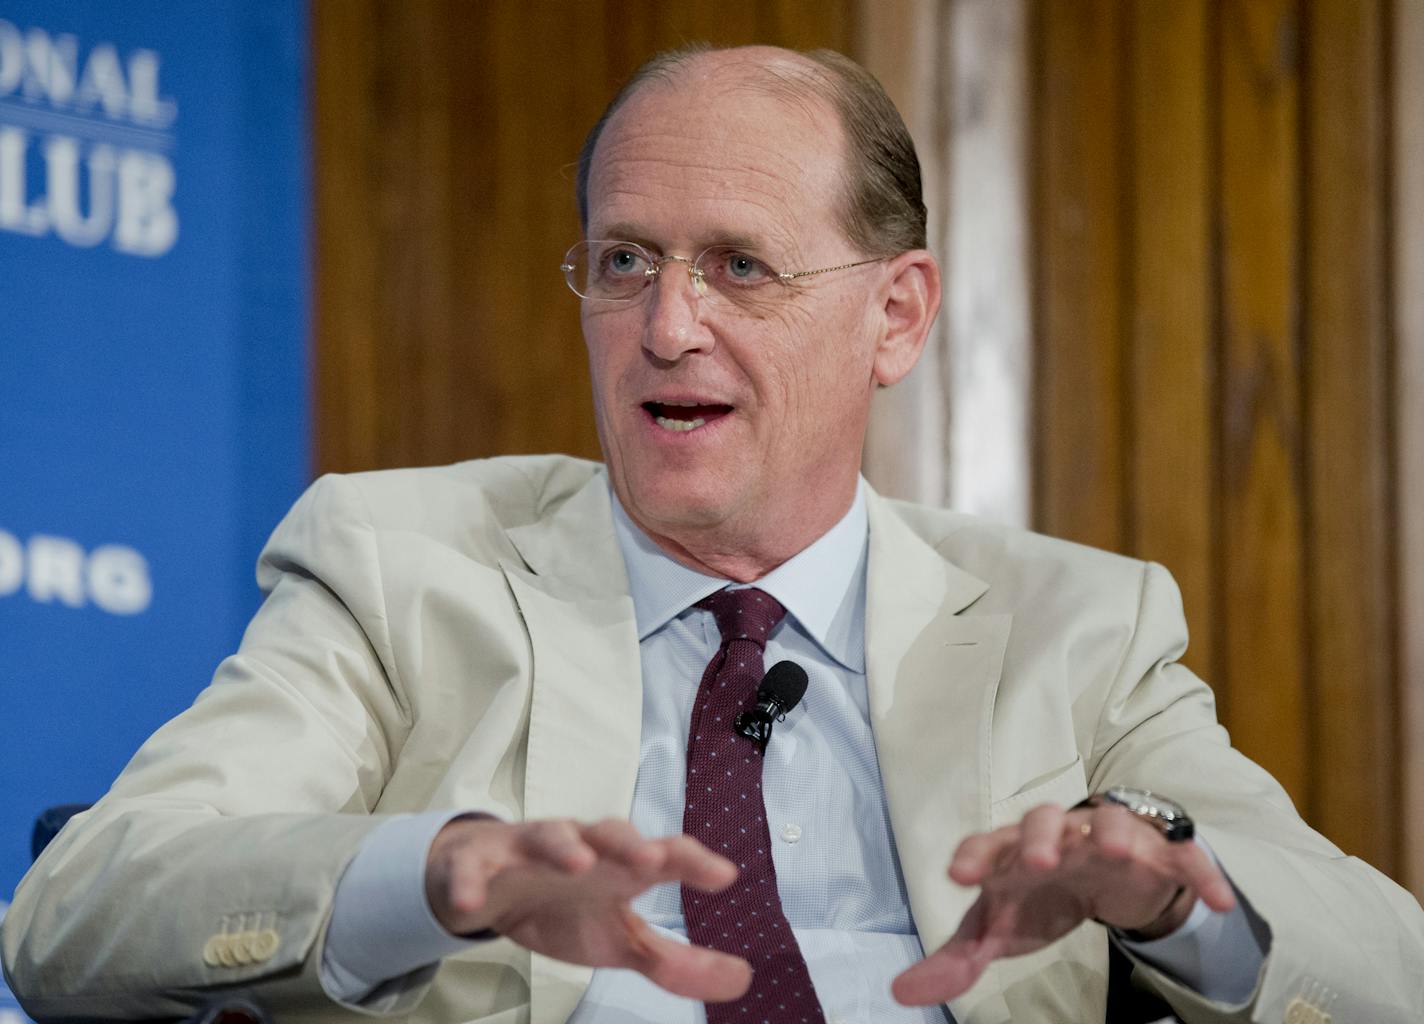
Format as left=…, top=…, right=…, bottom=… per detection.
left=502, top=473, right=643, bottom=1024
left=863, top=493, right=1016, bottom=1023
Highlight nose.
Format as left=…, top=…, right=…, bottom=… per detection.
left=642, top=261, right=715, bottom=362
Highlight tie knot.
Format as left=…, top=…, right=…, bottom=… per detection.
left=696, top=587, right=786, bottom=649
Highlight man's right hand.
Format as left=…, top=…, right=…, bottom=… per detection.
left=425, top=817, right=752, bottom=1002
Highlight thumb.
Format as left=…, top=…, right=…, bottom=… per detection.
left=891, top=937, right=992, bottom=1006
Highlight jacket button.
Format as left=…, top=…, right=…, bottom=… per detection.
left=216, top=935, right=241, bottom=968
left=1284, top=997, right=1331, bottom=1024
left=230, top=932, right=255, bottom=966
left=252, top=929, right=280, bottom=962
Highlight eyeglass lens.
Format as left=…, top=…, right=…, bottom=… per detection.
left=562, top=241, right=779, bottom=303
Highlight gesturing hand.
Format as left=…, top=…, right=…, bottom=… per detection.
left=892, top=802, right=1236, bottom=1007
left=425, top=816, right=752, bottom=1002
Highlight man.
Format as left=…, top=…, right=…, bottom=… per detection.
left=5, top=44, right=1422, bottom=1024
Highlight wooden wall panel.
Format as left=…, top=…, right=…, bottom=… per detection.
left=312, top=2, right=382, bottom=473
left=1303, top=0, right=1396, bottom=874
left=1398, top=0, right=1424, bottom=898
left=312, top=0, right=854, bottom=476
left=1034, top=1, right=1129, bottom=554
left=1216, top=0, right=1310, bottom=807
left=1127, top=0, right=1215, bottom=685
left=1032, top=0, right=1411, bottom=872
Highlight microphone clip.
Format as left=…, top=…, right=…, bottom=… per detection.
left=734, top=699, right=790, bottom=751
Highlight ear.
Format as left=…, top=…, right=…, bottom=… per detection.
left=871, top=249, right=941, bottom=387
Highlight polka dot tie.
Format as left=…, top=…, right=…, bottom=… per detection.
left=682, top=587, right=826, bottom=1024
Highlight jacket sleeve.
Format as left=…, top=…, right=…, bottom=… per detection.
left=0, top=474, right=436, bottom=1020
left=1086, top=561, right=1424, bottom=1023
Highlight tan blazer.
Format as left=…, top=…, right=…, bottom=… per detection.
left=4, top=456, right=1421, bottom=1024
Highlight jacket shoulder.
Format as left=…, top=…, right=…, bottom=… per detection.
left=259, top=455, right=605, bottom=579
left=878, top=497, right=1153, bottom=618
left=335, top=454, right=604, bottom=528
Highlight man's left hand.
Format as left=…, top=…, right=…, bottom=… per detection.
left=891, top=801, right=1237, bottom=1006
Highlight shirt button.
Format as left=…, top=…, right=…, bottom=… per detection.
left=780, top=823, right=802, bottom=844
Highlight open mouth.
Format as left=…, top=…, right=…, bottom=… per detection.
left=642, top=401, right=733, bottom=433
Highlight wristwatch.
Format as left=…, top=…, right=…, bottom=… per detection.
left=1076, top=786, right=1195, bottom=842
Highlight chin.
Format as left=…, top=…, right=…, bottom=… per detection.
left=618, top=468, right=737, bottom=532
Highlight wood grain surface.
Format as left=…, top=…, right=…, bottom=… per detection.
left=1302, top=0, right=1396, bottom=876
left=1033, top=0, right=1129, bottom=555
left=1128, top=0, right=1215, bottom=686
left=1215, top=0, right=1310, bottom=815
left=1394, top=0, right=1424, bottom=898
left=1030, top=0, right=1415, bottom=881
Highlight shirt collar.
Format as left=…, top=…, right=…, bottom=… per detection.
left=609, top=482, right=868, bottom=672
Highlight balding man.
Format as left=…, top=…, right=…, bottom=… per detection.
left=5, top=45, right=1422, bottom=1024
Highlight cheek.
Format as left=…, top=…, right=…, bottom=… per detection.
left=783, top=301, right=878, bottom=393
left=756, top=306, right=872, bottom=431
left=753, top=307, right=818, bottom=410
left=582, top=311, right=633, bottom=389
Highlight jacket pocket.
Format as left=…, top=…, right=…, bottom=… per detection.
left=989, top=755, right=1088, bottom=827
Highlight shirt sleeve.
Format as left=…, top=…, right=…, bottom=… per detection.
left=1112, top=840, right=1270, bottom=1005
left=320, top=810, right=488, bottom=1006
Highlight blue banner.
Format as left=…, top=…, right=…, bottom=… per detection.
left=0, top=0, right=309, bottom=976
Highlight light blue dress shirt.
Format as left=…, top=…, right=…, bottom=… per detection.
left=321, top=481, right=1265, bottom=1018
left=572, top=481, right=948, bottom=1024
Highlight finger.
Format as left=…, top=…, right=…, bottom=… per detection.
left=518, top=819, right=597, bottom=872
left=581, top=818, right=663, bottom=871
left=1081, top=804, right=1225, bottom=907
left=618, top=906, right=753, bottom=1002
left=891, top=903, right=995, bottom=1006
left=425, top=820, right=512, bottom=932
left=891, top=944, right=989, bottom=1006
left=948, top=825, right=1020, bottom=886
left=444, top=846, right=493, bottom=920
left=1018, top=803, right=1067, bottom=871
left=1083, top=804, right=1143, bottom=862
left=1080, top=810, right=1237, bottom=926
left=1169, top=841, right=1237, bottom=913
left=656, top=834, right=739, bottom=892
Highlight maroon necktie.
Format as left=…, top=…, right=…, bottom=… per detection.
left=682, top=587, right=826, bottom=1024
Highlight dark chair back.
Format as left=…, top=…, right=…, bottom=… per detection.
left=29, top=803, right=91, bottom=865
left=31, top=802, right=92, bottom=861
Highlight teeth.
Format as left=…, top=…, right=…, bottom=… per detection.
left=655, top=415, right=707, bottom=432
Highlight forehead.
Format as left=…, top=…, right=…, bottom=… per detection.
left=585, top=59, right=848, bottom=252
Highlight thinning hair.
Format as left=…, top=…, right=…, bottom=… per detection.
left=575, top=45, right=927, bottom=256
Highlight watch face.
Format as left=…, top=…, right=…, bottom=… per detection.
left=1104, top=787, right=1185, bottom=818
left=1103, top=787, right=1194, bottom=841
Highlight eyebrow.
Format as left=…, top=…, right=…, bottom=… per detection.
left=593, top=224, right=769, bottom=254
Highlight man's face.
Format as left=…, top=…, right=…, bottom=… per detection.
left=582, top=56, right=891, bottom=559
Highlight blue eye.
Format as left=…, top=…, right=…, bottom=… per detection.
left=729, top=254, right=757, bottom=278
left=604, top=247, right=646, bottom=275
left=708, top=248, right=772, bottom=286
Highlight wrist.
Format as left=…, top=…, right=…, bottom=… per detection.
left=1118, top=884, right=1195, bottom=941
left=425, top=815, right=501, bottom=937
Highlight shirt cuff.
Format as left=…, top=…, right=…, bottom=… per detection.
left=320, top=810, right=492, bottom=1006
left=1112, top=837, right=1270, bottom=1005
